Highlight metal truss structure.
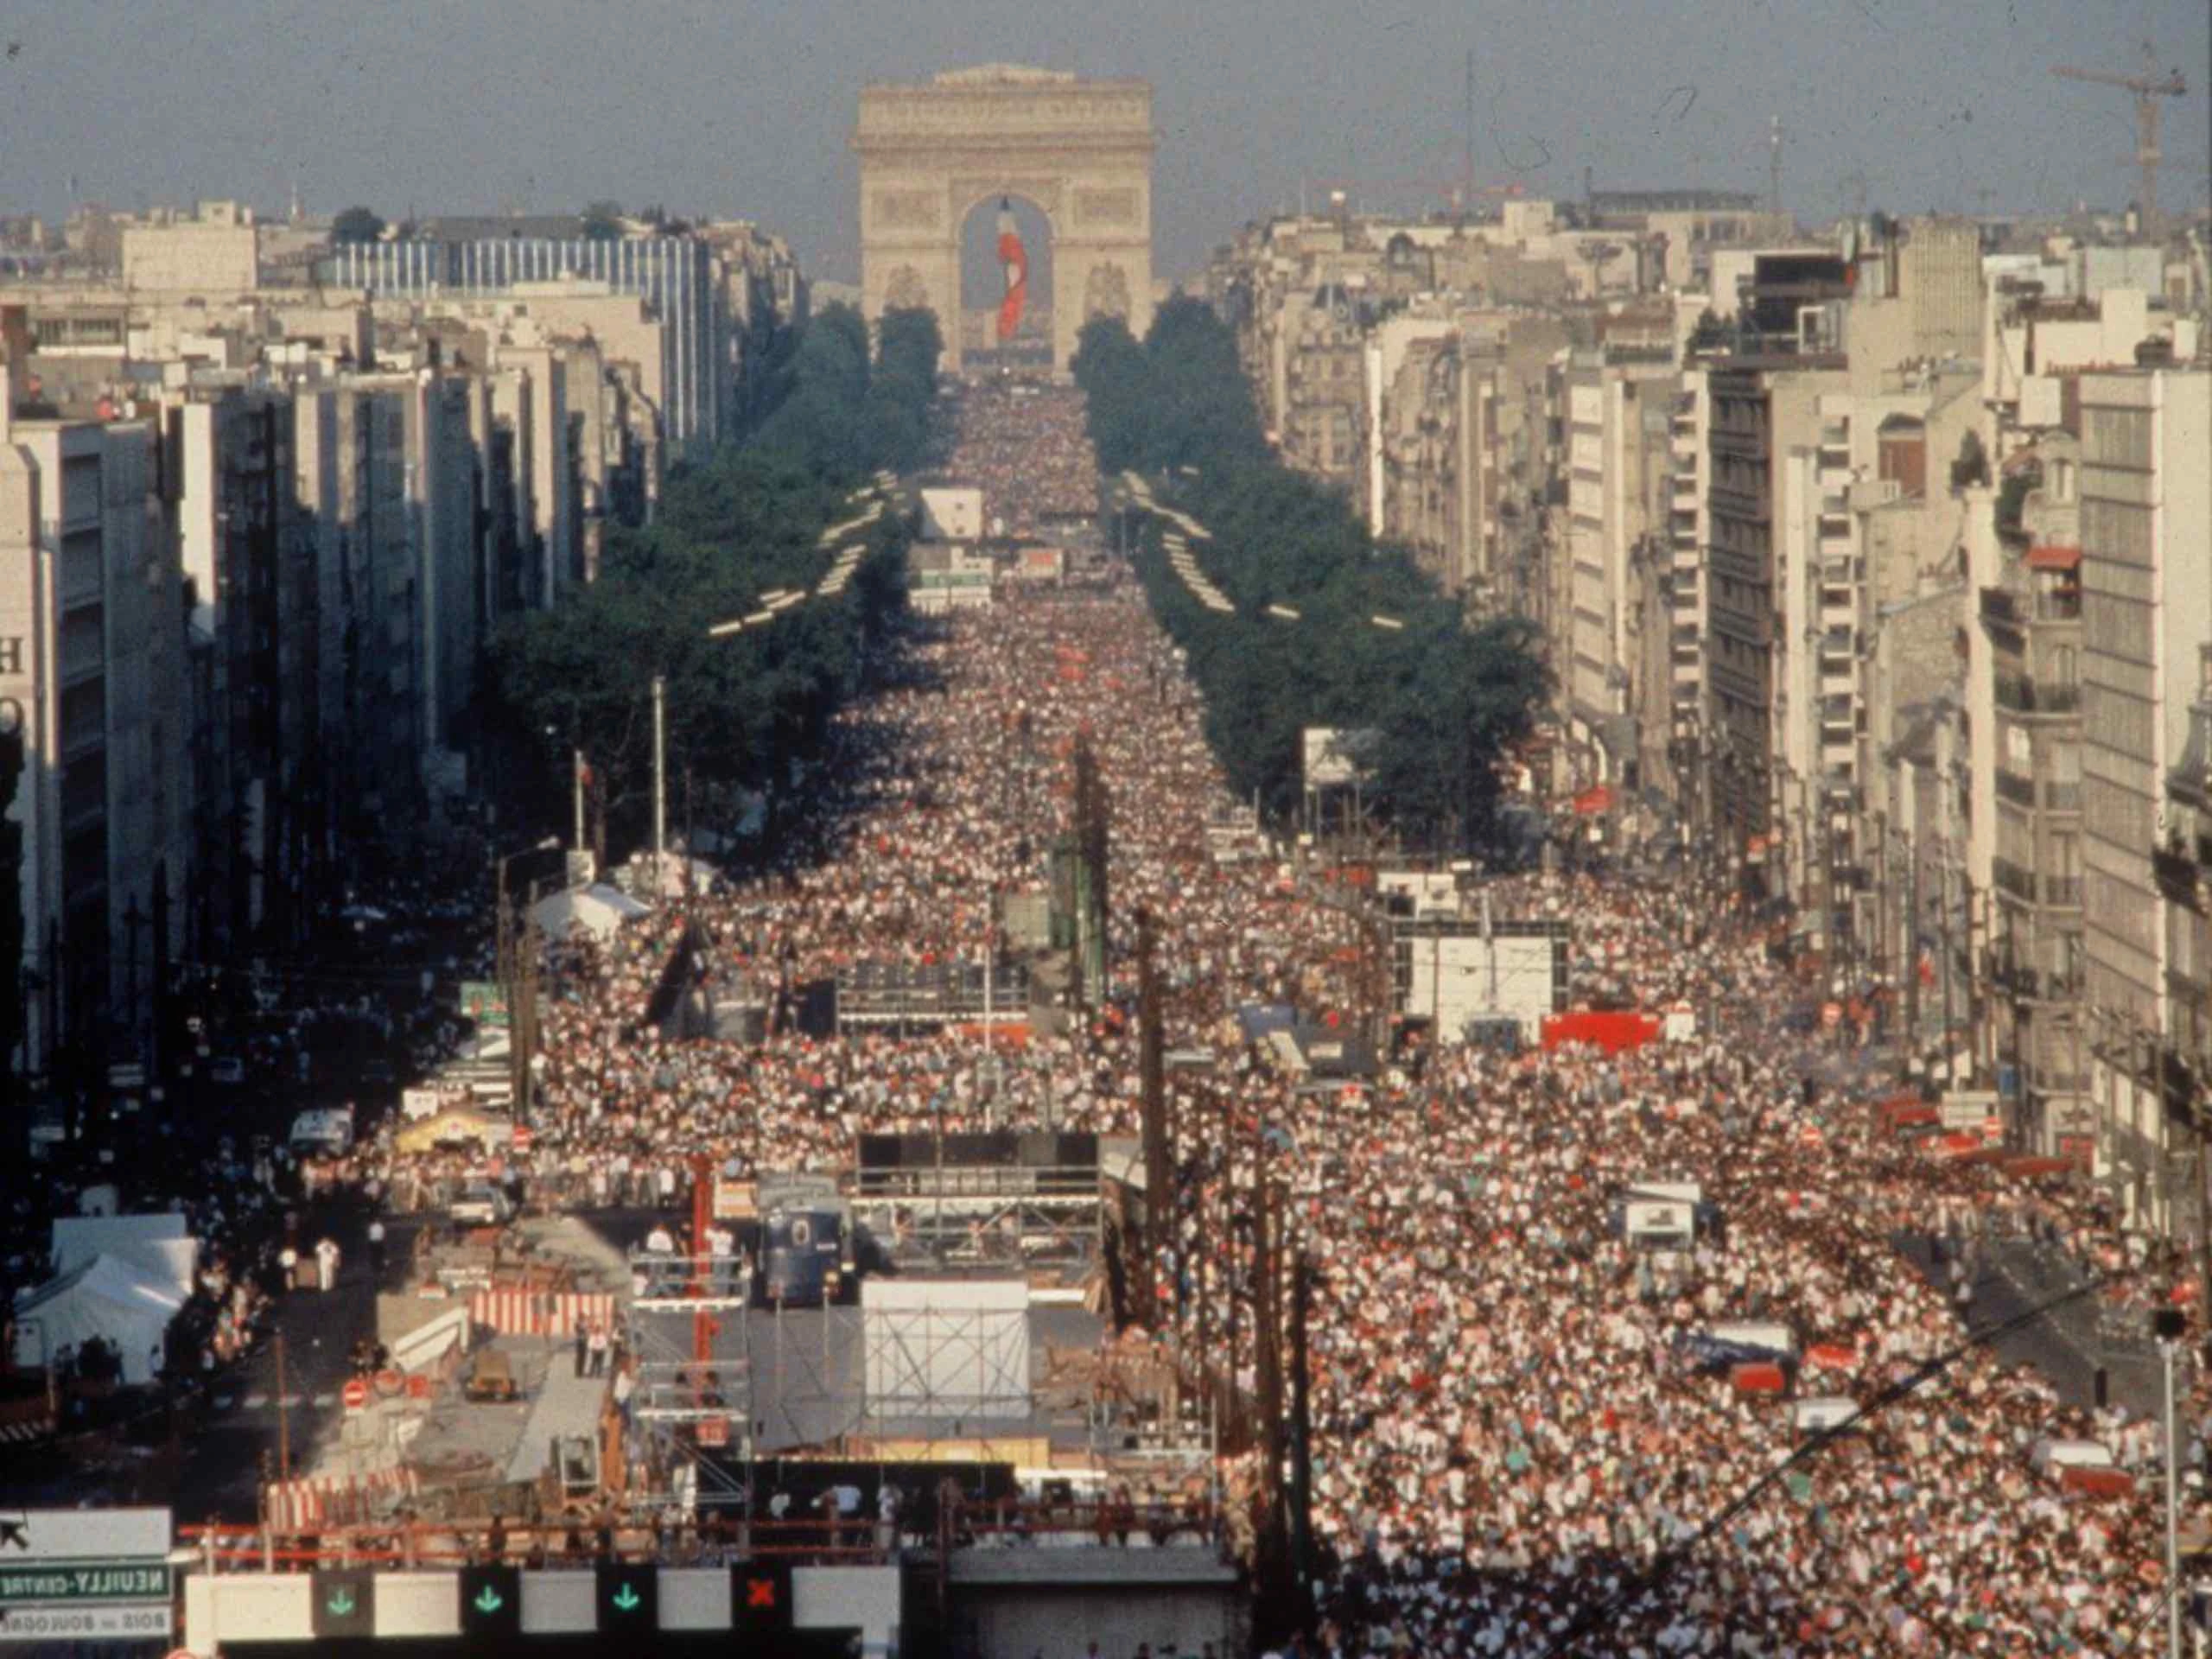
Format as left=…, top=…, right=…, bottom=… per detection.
left=847, top=1162, right=1103, bottom=1273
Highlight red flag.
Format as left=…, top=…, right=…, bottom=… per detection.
left=995, top=199, right=1028, bottom=343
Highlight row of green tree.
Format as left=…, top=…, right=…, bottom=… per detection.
left=487, top=305, right=941, bottom=858
left=1072, top=299, right=1548, bottom=850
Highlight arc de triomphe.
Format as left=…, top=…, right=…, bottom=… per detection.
left=855, top=65, right=1155, bottom=374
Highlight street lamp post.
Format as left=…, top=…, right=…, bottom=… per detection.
left=494, top=836, right=559, bottom=1116
left=2157, top=1306, right=2187, bottom=1659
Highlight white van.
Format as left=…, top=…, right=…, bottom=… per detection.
left=288, top=1107, right=356, bottom=1158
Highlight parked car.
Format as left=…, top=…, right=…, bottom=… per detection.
left=207, top=1056, right=247, bottom=1087
left=448, top=1185, right=514, bottom=1228
left=462, top=1348, right=518, bottom=1403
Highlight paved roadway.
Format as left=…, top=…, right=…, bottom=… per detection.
left=1794, top=1034, right=2167, bottom=1417
left=169, top=1209, right=428, bottom=1522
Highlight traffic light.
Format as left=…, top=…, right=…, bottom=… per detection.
left=459, top=1564, right=520, bottom=1643
left=311, top=1567, right=375, bottom=1639
left=732, top=1560, right=793, bottom=1635
left=596, top=1561, right=658, bottom=1632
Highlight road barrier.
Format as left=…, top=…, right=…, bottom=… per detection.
left=467, top=1288, right=617, bottom=1340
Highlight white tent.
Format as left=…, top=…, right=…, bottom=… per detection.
left=12, top=1255, right=188, bottom=1384
left=51, top=1213, right=198, bottom=1300
left=530, top=881, right=652, bottom=941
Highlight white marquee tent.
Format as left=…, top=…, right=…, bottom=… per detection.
left=529, top=882, right=652, bottom=942
left=51, top=1212, right=198, bottom=1299
left=11, top=1255, right=189, bottom=1384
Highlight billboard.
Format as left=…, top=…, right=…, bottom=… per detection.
left=458, top=982, right=508, bottom=1028
left=1302, top=727, right=1379, bottom=790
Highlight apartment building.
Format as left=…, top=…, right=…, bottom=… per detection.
left=1560, top=345, right=1675, bottom=790
left=1967, top=275, right=2202, bottom=1147
left=1274, top=280, right=1374, bottom=494
left=2159, top=653, right=2212, bottom=1181
left=3, top=338, right=189, bottom=1081
left=1662, top=368, right=1710, bottom=822
left=1372, top=324, right=1498, bottom=596
left=1704, top=353, right=1847, bottom=872
left=1584, top=190, right=1794, bottom=293
left=167, top=387, right=321, bottom=954
left=328, top=229, right=728, bottom=449
left=2077, top=365, right=2211, bottom=1230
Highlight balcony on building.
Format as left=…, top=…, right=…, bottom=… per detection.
left=1708, top=480, right=1769, bottom=523
left=1980, top=582, right=2082, bottom=629
left=1994, top=673, right=2080, bottom=717
left=2153, top=833, right=2206, bottom=912
left=1994, top=767, right=2037, bottom=810
left=1990, top=957, right=2083, bottom=1005
left=1993, top=856, right=2038, bottom=903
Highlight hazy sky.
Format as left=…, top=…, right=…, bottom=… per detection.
left=3, top=0, right=2206, bottom=283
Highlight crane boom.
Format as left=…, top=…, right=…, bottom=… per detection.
left=2050, top=43, right=2188, bottom=226
left=2053, top=64, right=2186, bottom=95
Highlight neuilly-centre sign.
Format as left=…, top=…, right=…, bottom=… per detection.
left=0, top=1509, right=172, bottom=1608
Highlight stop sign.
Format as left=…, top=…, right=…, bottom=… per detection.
left=342, top=1376, right=370, bottom=1413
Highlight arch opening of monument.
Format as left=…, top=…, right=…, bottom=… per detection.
left=855, top=64, right=1154, bottom=377
left=958, top=193, right=1055, bottom=372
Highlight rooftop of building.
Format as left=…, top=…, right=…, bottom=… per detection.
left=1589, top=189, right=1763, bottom=213
left=410, top=215, right=592, bottom=245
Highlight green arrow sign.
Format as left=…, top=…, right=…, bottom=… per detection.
left=610, top=1584, right=641, bottom=1614
left=327, top=1589, right=356, bottom=1618
left=474, top=1586, right=505, bottom=1616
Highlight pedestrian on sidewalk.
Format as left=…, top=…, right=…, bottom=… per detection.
left=366, top=1217, right=387, bottom=1278
left=613, top=1357, right=636, bottom=1433
left=315, top=1236, right=340, bottom=1292
left=588, top=1321, right=609, bottom=1377
left=574, top=1320, right=590, bottom=1380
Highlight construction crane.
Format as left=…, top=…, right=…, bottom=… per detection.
left=2052, top=41, right=2188, bottom=227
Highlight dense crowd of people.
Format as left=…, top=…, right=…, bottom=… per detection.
left=932, top=374, right=1099, bottom=537
left=356, top=380, right=2202, bottom=1656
